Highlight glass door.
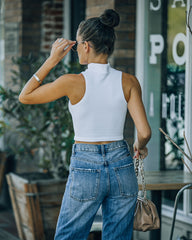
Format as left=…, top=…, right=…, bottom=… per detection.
left=161, top=0, right=186, bottom=209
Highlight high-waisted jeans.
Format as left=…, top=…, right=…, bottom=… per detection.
left=54, top=140, right=138, bottom=240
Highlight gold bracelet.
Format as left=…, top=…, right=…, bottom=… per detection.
left=33, top=74, right=42, bottom=84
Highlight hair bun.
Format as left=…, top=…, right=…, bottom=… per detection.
left=99, top=9, right=120, bottom=28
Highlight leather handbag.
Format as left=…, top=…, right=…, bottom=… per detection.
left=133, top=157, right=160, bottom=232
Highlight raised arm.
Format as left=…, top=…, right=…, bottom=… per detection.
left=124, top=74, right=151, bottom=159
left=19, top=38, right=76, bottom=104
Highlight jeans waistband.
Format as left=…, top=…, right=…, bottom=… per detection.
left=72, top=140, right=128, bottom=155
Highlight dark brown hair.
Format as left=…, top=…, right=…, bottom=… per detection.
left=78, top=9, right=120, bottom=56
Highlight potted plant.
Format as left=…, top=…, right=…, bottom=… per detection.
left=0, top=54, right=82, bottom=240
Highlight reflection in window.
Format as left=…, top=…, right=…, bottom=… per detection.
left=161, top=0, right=186, bottom=171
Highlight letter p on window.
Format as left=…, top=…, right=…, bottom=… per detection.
left=149, top=34, right=164, bottom=64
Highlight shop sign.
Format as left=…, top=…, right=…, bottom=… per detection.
left=150, top=0, right=186, bottom=10
left=149, top=0, right=186, bottom=65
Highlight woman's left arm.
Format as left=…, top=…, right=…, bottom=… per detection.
left=124, top=73, right=151, bottom=159
left=19, top=38, right=76, bottom=104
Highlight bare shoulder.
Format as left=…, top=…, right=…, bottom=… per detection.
left=122, top=72, right=141, bottom=101
left=56, top=73, right=83, bottom=85
left=54, top=73, right=84, bottom=91
left=56, top=73, right=85, bottom=104
left=122, top=72, right=141, bottom=88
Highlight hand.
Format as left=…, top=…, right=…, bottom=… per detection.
left=49, top=38, right=76, bottom=66
left=133, top=140, right=148, bottom=160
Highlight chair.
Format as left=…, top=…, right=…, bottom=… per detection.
left=0, top=153, right=7, bottom=192
left=169, top=183, right=192, bottom=240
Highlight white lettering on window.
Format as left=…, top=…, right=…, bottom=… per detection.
left=149, top=34, right=164, bottom=64
left=171, top=0, right=186, bottom=8
left=162, top=93, right=184, bottom=120
left=149, top=92, right=154, bottom=117
left=162, top=93, right=167, bottom=118
left=150, top=0, right=161, bottom=11
left=178, top=93, right=182, bottom=120
left=172, top=33, right=186, bottom=66
left=170, top=94, right=176, bottom=120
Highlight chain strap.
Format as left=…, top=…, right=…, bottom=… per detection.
left=135, top=156, right=147, bottom=199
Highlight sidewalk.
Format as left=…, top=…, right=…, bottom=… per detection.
left=0, top=207, right=19, bottom=239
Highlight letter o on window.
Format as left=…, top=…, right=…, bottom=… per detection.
left=172, top=33, right=186, bottom=66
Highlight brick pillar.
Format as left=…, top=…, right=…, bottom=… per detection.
left=114, top=0, right=136, bottom=151
left=41, top=0, right=64, bottom=53
left=86, top=0, right=114, bottom=18
left=4, top=0, right=22, bottom=86
left=86, top=0, right=136, bottom=73
left=114, top=0, right=136, bottom=74
left=22, top=0, right=43, bottom=56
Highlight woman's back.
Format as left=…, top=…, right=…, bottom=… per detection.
left=69, top=63, right=127, bottom=142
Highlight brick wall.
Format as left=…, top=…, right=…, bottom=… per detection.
left=86, top=0, right=114, bottom=18
left=22, top=0, right=43, bottom=56
left=41, top=0, right=64, bottom=53
left=2, top=0, right=65, bottom=173
left=4, top=0, right=22, bottom=25
left=86, top=0, right=136, bottom=74
left=114, top=0, right=136, bottom=149
left=4, top=0, right=22, bottom=86
left=114, top=0, right=136, bottom=74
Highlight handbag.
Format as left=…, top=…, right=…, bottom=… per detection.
left=133, top=157, right=160, bottom=232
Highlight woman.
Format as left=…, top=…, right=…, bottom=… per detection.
left=19, top=9, right=151, bottom=240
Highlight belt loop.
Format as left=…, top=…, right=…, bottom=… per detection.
left=101, top=145, right=105, bottom=156
left=72, top=144, right=76, bottom=156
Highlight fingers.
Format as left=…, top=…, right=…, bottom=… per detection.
left=134, top=150, right=140, bottom=159
left=139, top=148, right=148, bottom=159
left=58, top=38, right=63, bottom=43
left=63, top=43, right=74, bottom=55
left=133, top=146, right=148, bottom=160
left=53, top=38, right=76, bottom=50
left=50, top=38, right=76, bottom=64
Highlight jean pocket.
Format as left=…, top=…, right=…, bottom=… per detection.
left=114, top=163, right=138, bottom=197
left=70, top=168, right=100, bottom=202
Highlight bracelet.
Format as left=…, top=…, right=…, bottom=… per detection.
left=33, top=74, right=42, bottom=84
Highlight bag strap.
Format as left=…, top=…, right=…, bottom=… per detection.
left=135, top=156, right=147, bottom=199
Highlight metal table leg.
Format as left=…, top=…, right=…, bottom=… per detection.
left=169, top=183, right=192, bottom=240
left=150, top=190, right=162, bottom=240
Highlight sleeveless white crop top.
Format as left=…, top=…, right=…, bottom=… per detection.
left=68, top=63, right=128, bottom=142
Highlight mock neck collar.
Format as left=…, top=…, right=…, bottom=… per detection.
left=87, top=63, right=110, bottom=73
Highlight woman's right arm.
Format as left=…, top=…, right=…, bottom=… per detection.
left=19, top=38, right=76, bottom=104
left=125, top=74, right=151, bottom=159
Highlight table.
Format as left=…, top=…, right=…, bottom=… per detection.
left=138, top=171, right=192, bottom=240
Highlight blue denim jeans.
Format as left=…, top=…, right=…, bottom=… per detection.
left=54, top=140, right=138, bottom=240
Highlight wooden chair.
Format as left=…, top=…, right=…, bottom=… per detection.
left=0, top=152, right=6, bottom=192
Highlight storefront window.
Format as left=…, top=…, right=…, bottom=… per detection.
left=143, top=0, right=187, bottom=208
left=162, top=0, right=186, bottom=209
left=161, top=0, right=186, bottom=171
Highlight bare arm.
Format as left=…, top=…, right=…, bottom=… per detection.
left=126, top=75, right=151, bottom=159
left=19, top=38, right=76, bottom=104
